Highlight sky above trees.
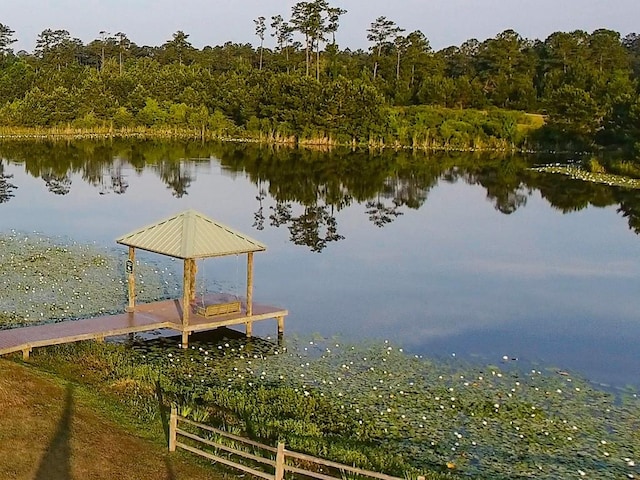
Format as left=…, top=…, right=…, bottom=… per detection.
left=3, top=0, right=640, bottom=53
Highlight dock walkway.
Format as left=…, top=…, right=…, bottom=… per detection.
left=0, top=295, right=287, bottom=360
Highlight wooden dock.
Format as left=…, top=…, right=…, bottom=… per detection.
left=0, top=294, right=287, bottom=360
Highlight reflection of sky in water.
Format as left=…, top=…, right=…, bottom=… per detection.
left=2, top=161, right=639, bottom=388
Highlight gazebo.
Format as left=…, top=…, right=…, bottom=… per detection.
left=116, top=209, right=285, bottom=347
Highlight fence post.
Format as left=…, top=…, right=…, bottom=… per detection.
left=169, top=405, right=178, bottom=452
left=275, top=441, right=285, bottom=480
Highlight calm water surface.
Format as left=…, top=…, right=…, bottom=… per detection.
left=1, top=140, right=638, bottom=388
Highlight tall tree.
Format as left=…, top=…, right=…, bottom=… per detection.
left=367, top=16, right=403, bottom=80
left=99, top=30, right=109, bottom=70
left=0, top=23, right=16, bottom=56
left=623, top=33, right=640, bottom=77
left=394, top=34, right=409, bottom=81
left=326, top=6, right=347, bottom=46
left=311, top=0, right=329, bottom=80
left=161, top=30, right=194, bottom=65
left=476, top=29, right=536, bottom=109
left=325, top=6, right=347, bottom=78
left=271, top=15, right=293, bottom=72
left=588, top=29, right=628, bottom=74
left=254, top=16, right=266, bottom=70
left=404, top=31, right=434, bottom=89
left=115, top=32, right=130, bottom=75
left=290, top=0, right=328, bottom=79
left=290, top=1, right=313, bottom=76
left=34, top=29, right=83, bottom=70
left=440, top=38, right=478, bottom=78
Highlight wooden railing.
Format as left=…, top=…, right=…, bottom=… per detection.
left=169, top=406, right=416, bottom=480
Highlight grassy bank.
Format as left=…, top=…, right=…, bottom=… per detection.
left=0, top=359, right=222, bottom=480
left=0, top=105, right=548, bottom=153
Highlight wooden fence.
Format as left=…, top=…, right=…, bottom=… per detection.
left=169, top=406, right=420, bottom=480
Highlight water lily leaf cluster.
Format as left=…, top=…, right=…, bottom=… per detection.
left=531, top=165, right=640, bottom=189
left=122, top=335, right=639, bottom=479
left=0, top=231, right=179, bottom=328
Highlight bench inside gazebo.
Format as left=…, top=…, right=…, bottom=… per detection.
left=116, top=209, right=288, bottom=348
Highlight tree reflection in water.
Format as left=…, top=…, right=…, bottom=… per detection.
left=42, top=172, right=72, bottom=195
left=0, top=139, right=639, bottom=250
left=0, top=160, right=17, bottom=203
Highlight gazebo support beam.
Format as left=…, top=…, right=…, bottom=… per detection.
left=182, top=258, right=191, bottom=349
left=189, top=259, right=197, bottom=301
left=277, top=316, right=285, bottom=336
left=126, top=247, right=136, bottom=312
left=246, top=252, right=254, bottom=316
left=245, top=252, right=254, bottom=338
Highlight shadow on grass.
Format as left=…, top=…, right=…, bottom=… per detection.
left=34, top=383, right=74, bottom=480
left=164, top=456, right=177, bottom=480
left=156, top=380, right=177, bottom=480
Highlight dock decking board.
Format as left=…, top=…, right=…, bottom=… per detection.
left=0, top=295, right=287, bottom=357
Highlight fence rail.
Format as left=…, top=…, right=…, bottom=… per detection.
left=169, top=406, right=417, bottom=480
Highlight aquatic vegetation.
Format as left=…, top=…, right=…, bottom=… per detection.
left=0, top=231, right=180, bottom=328
left=133, top=336, right=640, bottom=479
left=531, top=165, right=640, bottom=189
left=30, top=335, right=640, bottom=479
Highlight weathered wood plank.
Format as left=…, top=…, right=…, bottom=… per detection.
left=178, top=416, right=278, bottom=453
left=175, top=442, right=274, bottom=480
left=285, top=449, right=403, bottom=480
left=285, top=464, right=338, bottom=480
left=176, top=428, right=276, bottom=467
left=169, top=406, right=178, bottom=452
left=275, top=442, right=285, bottom=480
left=0, top=295, right=288, bottom=357
left=172, top=416, right=404, bottom=480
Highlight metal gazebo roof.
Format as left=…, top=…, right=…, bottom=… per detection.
left=116, top=209, right=266, bottom=259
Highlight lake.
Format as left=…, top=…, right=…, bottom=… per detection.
left=1, top=139, right=638, bottom=389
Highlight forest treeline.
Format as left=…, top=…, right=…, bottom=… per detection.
left=0, top=2, right=639, bottom=153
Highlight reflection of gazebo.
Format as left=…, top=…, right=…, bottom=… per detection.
left=116, top=209, right=287, bottom=347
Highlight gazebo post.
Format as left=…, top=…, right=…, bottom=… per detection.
left=126, top=247, right=136, bottom=312
left=246, top=252, right=254, bottom=316
left=189, top=259, right=197, bottom=301
left=246, top=252, right=254, bottom=337
left=182, top=258, right=191, bottom=349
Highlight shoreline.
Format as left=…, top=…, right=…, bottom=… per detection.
left=0, top=126, right=576, bottom=155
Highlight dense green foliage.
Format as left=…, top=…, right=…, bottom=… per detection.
left=0, top=6, right=639, bottom=151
